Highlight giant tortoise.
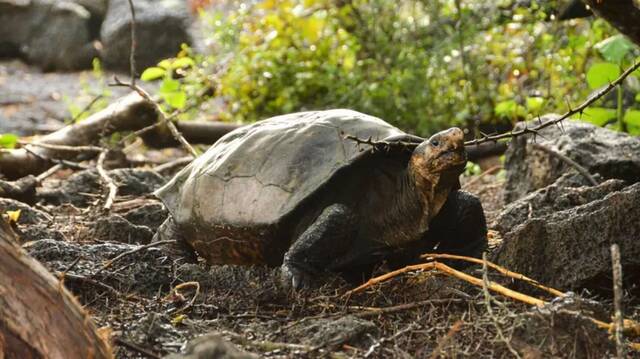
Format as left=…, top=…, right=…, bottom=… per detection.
left=155, top=109, right=487, bottom=288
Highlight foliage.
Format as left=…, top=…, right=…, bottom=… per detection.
left=579, top=34, right=640, bottom=134
left=0, top=133, right=18, bottom=149
left=145, top=0, right=640, bottom=137
left=141, top=50, right=198, bottom=110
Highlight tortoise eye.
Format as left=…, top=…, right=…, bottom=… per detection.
left=430, top=139, right=440, bottom=147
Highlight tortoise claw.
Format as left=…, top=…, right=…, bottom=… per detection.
left=280, top=264, right=311, bottom=291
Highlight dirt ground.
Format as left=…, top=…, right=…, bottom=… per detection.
left=7, top=163, right=631, bottom=359
left=2, top=60, right=638, bottom=358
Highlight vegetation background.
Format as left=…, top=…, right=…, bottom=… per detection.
left=138, top=0, right=640, bottom=139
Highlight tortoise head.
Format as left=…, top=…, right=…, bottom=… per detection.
left=410, top=127, right=466, bottom=180
left=409, top=127, right=466, bottom=225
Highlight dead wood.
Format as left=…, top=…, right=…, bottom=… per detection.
left=141, top=120, right=241, bottom=148
left=0, top=218, right=112, bottom=359
left=0, top=92, right=241, bottom=180
left=0, top=176, right=38, bottom=203
left=0, top=92, right=158, bottom=180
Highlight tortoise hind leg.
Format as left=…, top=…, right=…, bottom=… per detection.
left=281, top=204, right=356, bottom=289
left=154, top=217, right=199, bottom=263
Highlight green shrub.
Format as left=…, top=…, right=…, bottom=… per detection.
left=151, top=0, right=627, bottom=136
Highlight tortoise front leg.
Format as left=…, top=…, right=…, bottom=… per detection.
left=281, top=204, right=356, bottom=290
left=384, top=190, right=487, bottom=269
left=431, top=190, right=488, bottom=259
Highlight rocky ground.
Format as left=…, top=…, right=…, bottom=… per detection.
left=2, top=57, right=640, bottom=358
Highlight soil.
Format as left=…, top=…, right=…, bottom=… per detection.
left=2, top=60, right=638, bottom=358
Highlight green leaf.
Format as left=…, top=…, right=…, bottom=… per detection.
left=626, top=113, right=640, bottom=135
left=158, top=59, right=172, bottom=69
left=624, top=109, right=640, bottom=126
left=0, top=133, right=18, bottom=149
left=162, top=91, right=187, bottom=109
left=494, top=100, right=526, bottom=119
left=171, top=57, right=195, bottom=69
left=586, top=62, right=621, bottom=89
left=635, top=93, right=640, bottom=103
left=581, top=107, right=616, bottom=126
left=160, top=78, right=181, bottom=93
left=140, top=67, right=166, bottom=81
left=526, top=97, right=544, bottom=112
left=594, top=35, right=635, bottom=64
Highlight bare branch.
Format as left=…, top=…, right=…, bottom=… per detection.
left=611, top=244, right=626, bottom=358
left=465, top=60, right=640, bottom=146
left=96, top=150, right=118, bottom=210
left=126, top=0, right=137, bottom=85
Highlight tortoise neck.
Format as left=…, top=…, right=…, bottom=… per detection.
left=375, top=168, right=435, bottom=246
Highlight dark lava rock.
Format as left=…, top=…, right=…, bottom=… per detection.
left=0, top=0, right=98, bottom=70
left=512, top=294, right=614, bottom=358
left=40, top=168, right=166, bottom=207
left=100, top=0, right=192, bottom=71
left=493, top=182, right=640, bottom=295
left=504, top=118, right=640, bottom=203
left=164, top=333, right=257, bottom=359
left=493, top=178, right=626, bottom=233
left=0, top=198, right=63, bottom=241
left=123, top=201, right=168, bottom=229
left=25, top=238, right=173, bottom=294
left=90, top=214, right=154, bottom=244
left=288, top=315, right=377, bottom=348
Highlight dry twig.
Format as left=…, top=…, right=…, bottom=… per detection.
left=96, top=150, right=118, bottom=210
left=345, top=261, right=546, bottom=307
left=110, top=77, right=198, bottom=157
left=420, top=253, right=565, bottom=297
left=92, top=240, right=176, bottom=278
left=125, top=0, right=137, bottom=85
left=169, top=281, right=201, bottom=314
left=364, top=322, right=420, bottom=357
left=611, top=244, right=625, bottom=358
left=481, top=254, right=521, bottom=358
left=428, top=320, right=463, bottom=359
left=114, top=337, right=160, bottom=359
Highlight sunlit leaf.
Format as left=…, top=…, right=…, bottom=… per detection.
left=160, top=78, right=181, bottom=93
left=171, top=57, right=195, bottom=69
left=5, top=209, right=20, bottom=223
left=594, top=35, right=635, bottom=64
left=580, top=107, right=616, bottom=126
left=171, top=314, right=187, bottom=326
left=586, top=62, right=620, bottom=89
left=526, top=97, right=544, bottom=112
left=158, top=59, right=172, bottom=69
left=624, top=109, right=640, bottom=126
left=162, top=91, right=187, bottom=109
left=494, top=100, right=526, bottom=119
left=140, top=67, right=166, bottom=81
left=0, top=133, right=18, bottom=149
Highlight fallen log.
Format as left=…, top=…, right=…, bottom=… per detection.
left=0, top=218, right=112, bottom=359
left=0, top=93, right=241, bottom=180
left=140, top=120, right=241, bottom=149
left=0, top=176, right=37, bottom=203
left=0, top=92, right=158, bottom=179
